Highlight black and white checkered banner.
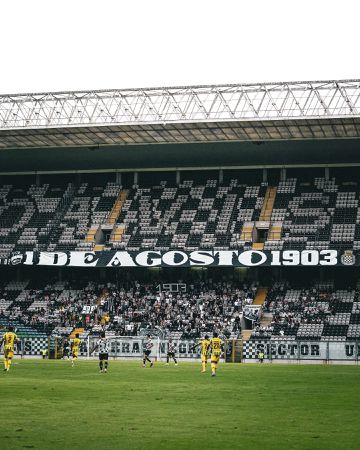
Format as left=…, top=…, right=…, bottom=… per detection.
left=16, top=338, right=48, bottom=355
left=8, top=337, right=360, bottom=360
left=243, top=340, right=360, bottom=360
left=3, top=249, right=359, bottom=267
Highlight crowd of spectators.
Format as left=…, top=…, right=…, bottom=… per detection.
left=0, top=281, right=102, bottom=334
left=99, top=280, right=258, bottom=338
left=266, top=283, right=330, bottom=325
left=251, top=281, right=358, bottom=339
left=2, top=276, right=360, bottom=341
left=0, top=278, right=260, bottom=338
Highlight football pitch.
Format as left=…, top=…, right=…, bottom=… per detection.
left=1, top=360, right=359, bottom=450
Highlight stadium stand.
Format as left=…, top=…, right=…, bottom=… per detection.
left=250, top=279, right=360, bottom=341
left=0, top=175, right=354, bottom=253
left=0, top=182, right=74, bottom=257
left=115, top=179, right=266, bottom=252
left=2, top=171, right=360, bottom=345
left=267, top=177, right=360, bottom=251
left=2, top=175, right=360, bottom=257
left=0, top=181, right=124, bottom=256
left=0, top=276, right=258, bottom=339
left=2, top=271, right=360, bottom=343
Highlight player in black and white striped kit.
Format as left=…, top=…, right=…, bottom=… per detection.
left=166, top=338, right=178, bottom=365
left=95, top=332, right=109, bottom=373
left=143, top=334, right=154, bottom=367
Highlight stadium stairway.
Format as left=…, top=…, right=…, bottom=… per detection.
left=241, top=330, right=253, bottom=341
left=95, top=288, right=109, bottom=323
left=109, top=224, right=126, bottom=243
left=268, top=222, right=283, bottom=240
left=80, top=189, right=128, bottom=251
left=70, top=328, right=84, bottom=339
left=252, top=187, right=277, bottom=250
left=107, top=190, right=129, bottom=225
left=253, top=287, right=268, bottom=305
left=240, top=222, right=254, bottom=241
left=259, top=312, right=273, bottom=328
left=84, top=226, right=98, bottom=244
left=107, top=190, right=129, bottom=246
left=96, top=288, right=108, bottom=306
left=259, top=186, right=277, bottom=221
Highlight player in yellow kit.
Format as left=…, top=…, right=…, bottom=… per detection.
left=191, top=335, right=210, bottom=373
left=71, top=333, right=81, bottom=367
left=209, top=332, right=223, bottom=377
left=1, top=326, right=19, bottom=372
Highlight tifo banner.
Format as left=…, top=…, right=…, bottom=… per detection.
left=243, top=340, right=360, bottom=360
left=3, top=248, right=360, bottom=267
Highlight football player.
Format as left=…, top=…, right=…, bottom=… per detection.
left=1, top=326, right=19, bottom=372
left=209, top=332, right=223, bottom=377
left=191, top=335, right=210, bottom=373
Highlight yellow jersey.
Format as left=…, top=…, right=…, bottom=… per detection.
left=210, top=337, right=222, bottom=355
left=3, top=331, right=17, bottom=350
left=199, top=339, right=210, bottom=356
left=72, top=338, right=81, bottom=350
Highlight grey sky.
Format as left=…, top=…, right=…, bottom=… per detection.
left=1, top=0, right=359, bottom=95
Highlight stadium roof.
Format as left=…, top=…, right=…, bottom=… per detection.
left=0, top=80, right=360, bottom=149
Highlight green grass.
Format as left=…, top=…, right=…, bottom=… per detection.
left=0, top=360, right=359, bottom=450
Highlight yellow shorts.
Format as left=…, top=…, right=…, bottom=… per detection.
left=72, top=350, right=79, bottom=358
left=201, top=354, right=208, bottom=363
left=211, top=352, right=220, bottom=364
left=4, top=347, right=14, bottom=359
